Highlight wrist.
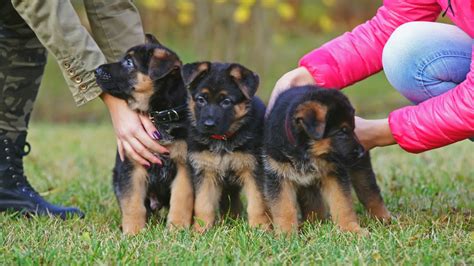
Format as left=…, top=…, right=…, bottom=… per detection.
left=100, top=92, right=114, bottom=106
left=100, top=93, right=127, bottom=110
left=355, top=117, right=396, bottom=150
left=373, top=119, right=396, bottom=147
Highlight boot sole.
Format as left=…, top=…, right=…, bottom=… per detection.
left=0, top=199, right=40, bottom=213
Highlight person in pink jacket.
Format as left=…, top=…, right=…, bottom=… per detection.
left=268, top=0, right=473, bottom=153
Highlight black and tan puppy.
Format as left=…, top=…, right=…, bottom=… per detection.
left=263, top=85, right=390, bottom=235
left=182, top=62, right=271, bottom=232
left=95, top=34, right=193, bottom=235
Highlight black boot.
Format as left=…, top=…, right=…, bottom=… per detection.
left=0, top=132, right=84, bottom=219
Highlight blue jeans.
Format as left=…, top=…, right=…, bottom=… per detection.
left=382, top=22, right=473, bottom=105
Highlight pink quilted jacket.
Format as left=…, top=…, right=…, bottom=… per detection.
left=299, top=0, right=473, bottom=153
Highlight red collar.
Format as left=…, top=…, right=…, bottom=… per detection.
left=285, top=114, right=296, bottom=145
left=210, top=131, right=234, bottom=141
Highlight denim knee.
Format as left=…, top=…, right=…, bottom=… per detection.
left=382, top=22, right=472, bottom=104
left=383, top=22, right=420, bottom=103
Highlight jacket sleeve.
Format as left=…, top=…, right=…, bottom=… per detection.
left=299, top=0, right=441, bottom=88
left=389, top=48, right=474, bottom=153
left=84, top=0, right=144, bottom=63
left=12, top=0, right=144, bottom=106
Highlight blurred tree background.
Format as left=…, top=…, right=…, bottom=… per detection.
left=33, top=0, right=412, bottom=123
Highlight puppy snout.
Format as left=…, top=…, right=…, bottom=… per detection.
left=203, top=119, right=216, bottom=129
left=94, top=66, right=111, bottom=80
left=94, top=67, right=103, bottom=77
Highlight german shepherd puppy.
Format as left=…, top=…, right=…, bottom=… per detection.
left=95, top=34, right=193, bottom=235
left=182, top=62, right=271, bottom=232
left=263, top=85, right=391, bottom=235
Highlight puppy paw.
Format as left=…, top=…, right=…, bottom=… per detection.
left=366, top=203, right=392, bottom=223
left=248, top=215, right=272, bottom=231
left=121, top=212, right=146, bottom=236
left=167, top=218, right=191, bottom=231
left=193, top=223, right=211, bottom=234
left=250, top=222, right=272, bottom=232
left=122, top=222, right=146, bottom=236
left=356, top=227, right=370, bottom=237
left=273, top=223, right=298, bottom=235
left=340, top=222, right=369, bottom=236
left=376, top=212, right=394, bottom=225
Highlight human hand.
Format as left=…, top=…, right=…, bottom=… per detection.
left=354, top=117, right=396, bottom=151
left=101, top=93, right=169, bottom=168
left=266, top=67, right=315, bottom=116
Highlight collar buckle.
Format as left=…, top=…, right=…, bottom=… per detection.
left=149, top=108, right=182, bottom=124
left=166, top=109, right=180, bottom=122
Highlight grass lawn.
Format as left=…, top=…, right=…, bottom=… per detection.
left=0, top=122, right=472, bottom=264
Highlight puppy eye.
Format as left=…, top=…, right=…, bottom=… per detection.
left=338, top=127, right=350, bottom=136
left=196, top=96, right=207, bottom=106
left=220, top=98, right=233, bottom=108
left=124, top=58, right=134, bottom=68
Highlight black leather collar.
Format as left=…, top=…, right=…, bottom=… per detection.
left=149, top=104, right=188, bottom=125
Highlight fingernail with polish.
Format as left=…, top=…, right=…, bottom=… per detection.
left=144, top=163, right=151, bottom=169
left=153, top=131, right=161, bottom=140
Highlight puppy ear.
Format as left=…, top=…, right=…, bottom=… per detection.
left=181, top=62, right=211, bottom=89
left=297, top=118, right=326, bottom=140
left=294, top=102, right=327, bottom=140
left=148, top=48, right=181, bottom=80
left=228, top=64, right=259, bottom=100
left=145, top=33, right=161, bottom=45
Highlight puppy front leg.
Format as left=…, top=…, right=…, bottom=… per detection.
left=349, top=153, right=391, bottom=222
left=120, top=164, right=148, bottom=235
left=321, top=175, right=367, bottom=235
left=193, top=172, right=222, bottom=233
left=167, top=162, right=194, bottom=229
left=268, top=179, right=298, bottom=234
left=241, top=171, right=271, bottom=230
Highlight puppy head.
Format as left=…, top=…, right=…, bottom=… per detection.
left=94, top=33, right=182, bottom=112
left=182, top=62, right=259, bottom=135
left=292, top=88, right=364, bottom=164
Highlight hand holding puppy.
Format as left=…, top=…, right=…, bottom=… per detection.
left=266, top=67, right=316, bottom=116
left=101, top=93, right=168, bottom=167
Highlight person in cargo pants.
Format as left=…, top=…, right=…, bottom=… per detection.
left=0, top=1, right=166, bottom=219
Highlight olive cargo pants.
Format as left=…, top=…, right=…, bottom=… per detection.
left=0, top=0, right=144, bottom=138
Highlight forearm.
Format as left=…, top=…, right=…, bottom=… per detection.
left=372, top=119, right=395, bottom=148
left=100, top=92, right=122, bottom=108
